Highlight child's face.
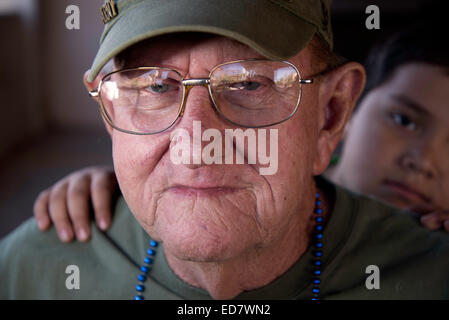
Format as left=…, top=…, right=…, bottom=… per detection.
left=335, top=63, right=449, bottom=213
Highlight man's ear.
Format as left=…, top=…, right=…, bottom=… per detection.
left=83, top=70, right=113, bottom=137
left=313, top=62, right=366, bottom=175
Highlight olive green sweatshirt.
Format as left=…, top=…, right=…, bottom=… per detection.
left=1, top=177, right=448, bottom=299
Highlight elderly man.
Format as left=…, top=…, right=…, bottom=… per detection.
left=1, top=0, right=449, bottom=300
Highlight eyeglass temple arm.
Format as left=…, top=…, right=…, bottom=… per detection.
left=300, top=69, right=329, bottom=85
left=301, top=59, right=348, bottom=85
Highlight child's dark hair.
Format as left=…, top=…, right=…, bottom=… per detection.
left=359, top=18, right=449, bottom=105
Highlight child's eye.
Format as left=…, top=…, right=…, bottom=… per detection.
left=391, top=112, right=418, bottom=131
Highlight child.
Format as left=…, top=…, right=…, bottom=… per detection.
left=326, top=21, right=449, bottom=231
left=34, top=23, right=449, bottom=242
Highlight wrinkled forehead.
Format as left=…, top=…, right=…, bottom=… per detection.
left=114, top=33, right=271, bottom=70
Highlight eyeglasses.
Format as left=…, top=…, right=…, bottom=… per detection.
left=89, top=59, right=316, bottom=135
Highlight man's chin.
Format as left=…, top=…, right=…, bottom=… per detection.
left=162, top=231, right=246, bottom=263
left=157, top=188, right=258, bottom=221
left=155, top=214, right=262, bottom=263
left=149, top=190, right=263, bottom=260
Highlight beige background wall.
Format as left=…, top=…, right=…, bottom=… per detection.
left=40, top=0, right=104, bottom=130
left=0, top=0, right=112, bottom=238
left=0, top=0, right=105, bottom=158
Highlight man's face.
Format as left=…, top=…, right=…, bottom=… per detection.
left=337, top=63, right=449, bottom=213
left=108, top=34, right=322, bottom=262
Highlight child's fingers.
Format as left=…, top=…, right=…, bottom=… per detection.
left=436, top=211, right=449, bottom=233
left=33, top=190, right=51, bottom=231
left=48, top=181, right=75, bottom=242
left=67, top=174, right=92, bottom=242
left=409, top=203, right=435, bottom=215
left=420, top=211, right=447, bottom=230
left=91, top=169, right=117, bottom=231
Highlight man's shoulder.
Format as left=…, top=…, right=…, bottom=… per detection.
left=0, top=215, right=113, bottom=258
left=0, top=196, right=142, bottom=299
left=326, top=184, right=449, bottom=299
left=0, top=195, right=138, bottom=258
left=0, top=217, right=65, bottom=268
left=348, top=188, right=449, bottom=248
left=319, top=176, right=449, bottom=252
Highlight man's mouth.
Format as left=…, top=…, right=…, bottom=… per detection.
left=166, top=185, right=241, bottom=197
left=382, top=180, right=433, bottom=209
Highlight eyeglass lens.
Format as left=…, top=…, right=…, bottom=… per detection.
left=99, top=61, right=302, bottom=134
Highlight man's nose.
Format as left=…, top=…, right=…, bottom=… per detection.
left=169, top=85, right=228, bottom=169
left=399, top=140, right=438, bottom=179
left=175, top=85, right=225, bottom=135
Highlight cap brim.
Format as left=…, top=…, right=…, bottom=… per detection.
left=88, top=0, right=317, bottom=82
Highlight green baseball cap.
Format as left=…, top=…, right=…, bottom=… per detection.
left=88, top=0, right=333, bottom=82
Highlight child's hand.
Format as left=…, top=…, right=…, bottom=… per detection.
left=420, top=210, right=449, bottom=232
left=33, top=166, right=118, bottom=242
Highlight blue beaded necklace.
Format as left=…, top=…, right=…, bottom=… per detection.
left=312, top=192, right=324, bottom=300
left=134, top=240, right=158, bottom=300
left=134, top=192, right=324, bottom=300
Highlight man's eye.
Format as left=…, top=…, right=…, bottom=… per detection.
left=229, top=81, right=261, bottom=91
left=145, top=83, right=170, bottom=94
left=392, top=113, right=417, bottom=131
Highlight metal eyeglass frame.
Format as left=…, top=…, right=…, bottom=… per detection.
left=89, top=59, right=316, bottom=135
